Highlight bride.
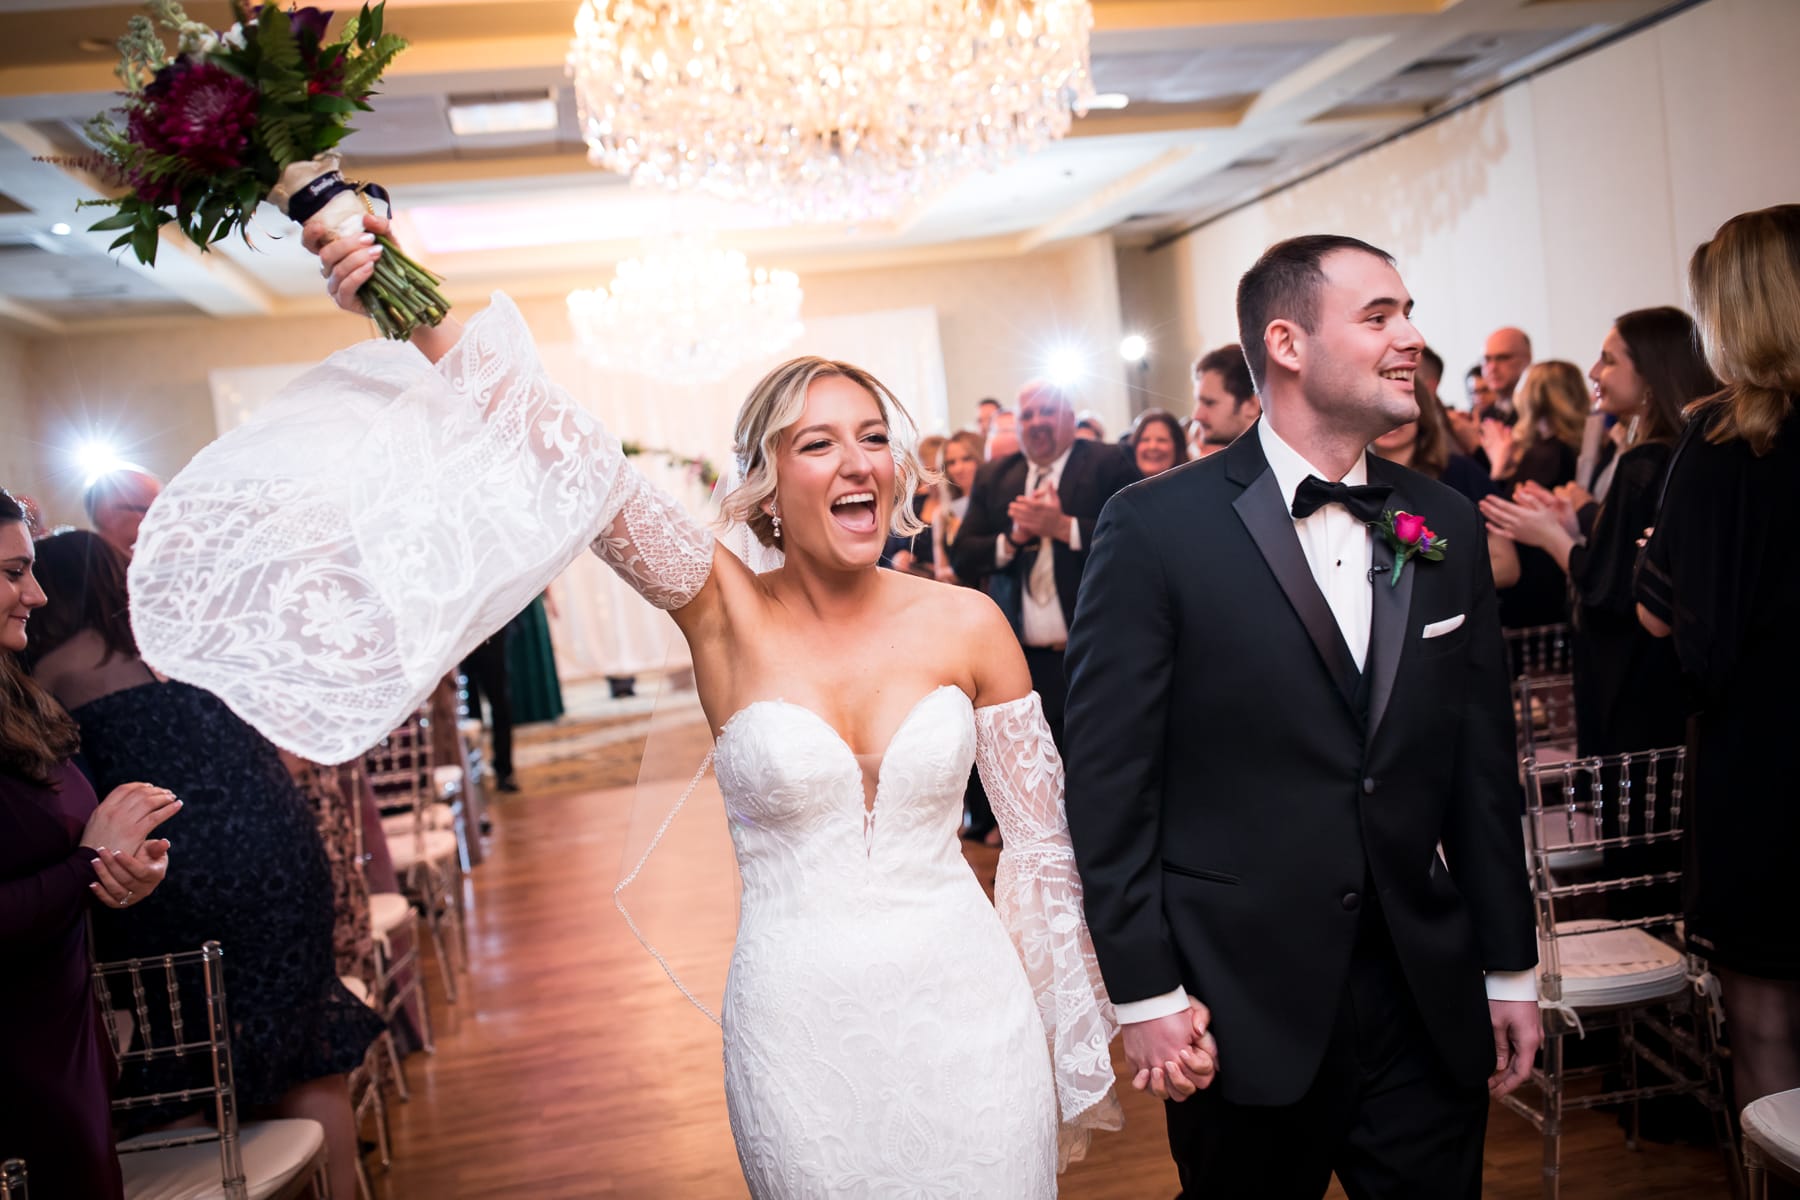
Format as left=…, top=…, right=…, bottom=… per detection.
left=134, top=212, right=1213, bottom=1196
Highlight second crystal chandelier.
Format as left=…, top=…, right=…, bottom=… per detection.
left=567, top=1, right=1095, bottom=223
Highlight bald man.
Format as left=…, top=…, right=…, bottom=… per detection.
left=85, top=469, right=162, bottom=558
left=1481, top=326, right=1532, bottom=420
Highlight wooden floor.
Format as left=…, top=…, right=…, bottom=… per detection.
left=368, top=732, right=1734, bottom=1199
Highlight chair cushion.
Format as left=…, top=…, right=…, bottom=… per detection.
left=1548, top=920, right=1689, bottom=1007
left=1743, top=1087, right=1800, bottom=1171
left=388, top=828, right=460, bottom=871
left=368, top=891, right=414, bottom=938
left=118, top=1118, right=324, bottom=1200
left=380, top=802, right=456, bottom=837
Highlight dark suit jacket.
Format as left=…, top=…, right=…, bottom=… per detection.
left=1063, top=426, right=1537, bottom=1107
left=950, top=440, right=1139, bottom=636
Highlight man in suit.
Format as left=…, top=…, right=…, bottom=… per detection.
left=1064, top=235, right=1540, bottom=1198
left=953, top=380, right=1138, bottom=750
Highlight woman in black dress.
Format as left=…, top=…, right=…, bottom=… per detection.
left=25, top=529, right=381, bottom=1200
left=1483, top=307, right=1719, bottom=756
left=0, top=490, right=176, bottom=1200
left=1636, top=204, right=1800, bottom=1113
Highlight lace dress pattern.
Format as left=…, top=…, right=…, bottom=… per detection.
left=128, top=294, right=712, bottom=764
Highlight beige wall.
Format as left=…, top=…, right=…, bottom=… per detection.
left=0, top=327, right=42, bottom=504
left=1166, top=0, right=1800, bottom=402
left=17, top=235, right=1126, bottom=522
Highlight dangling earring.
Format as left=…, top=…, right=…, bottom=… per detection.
left=770, top=502, right=782, bottom=539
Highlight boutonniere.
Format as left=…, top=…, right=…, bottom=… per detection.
left=1372, top=509, right=1446, bottom=587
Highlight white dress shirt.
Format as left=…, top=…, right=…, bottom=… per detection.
left=1114, top=420, right=1535, bottom=1026
left=994, top=444, right=1081, bottom=648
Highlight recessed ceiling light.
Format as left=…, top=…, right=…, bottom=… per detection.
left=448, top=91, right=558, bottom=136
left=1087, top=92, right=1130, bottom=111
left=50, top=222, right=72, bottom=236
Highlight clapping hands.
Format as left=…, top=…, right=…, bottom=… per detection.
left=1008, top=482, right=1069, bottom=544
left=1122, top=997, right=1218, bottom=1102
left=1479, top=482, right=1578, bottom=551
left=80, top=781, right=179, bottom=910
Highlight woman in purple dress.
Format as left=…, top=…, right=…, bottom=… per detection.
left=0, top=489, right=177, bottom=1200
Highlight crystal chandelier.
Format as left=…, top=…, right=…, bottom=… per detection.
left=567, top=1, right=1095, bottom=222
left=567, top=236, right=805, bottom=385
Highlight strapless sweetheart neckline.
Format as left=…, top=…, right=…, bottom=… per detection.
left=716, top=683, right=970, bottom=820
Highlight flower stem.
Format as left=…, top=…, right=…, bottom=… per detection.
left=354, top=233, right=450, bottom=340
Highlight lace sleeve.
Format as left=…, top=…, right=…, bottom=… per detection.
left=128, top=293, right=712, bottom=765
left=974, top=692, right=1124, bottom=1170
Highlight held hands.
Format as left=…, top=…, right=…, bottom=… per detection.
left=1007, top=482, right=1070, bottom=543
left=1122, top=998, right=1218, bottom=1102
left=1488, top=999, right=1542, bottom=1097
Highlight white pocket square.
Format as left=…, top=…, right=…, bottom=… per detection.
left=1422, top=614, right=1466, bottom=639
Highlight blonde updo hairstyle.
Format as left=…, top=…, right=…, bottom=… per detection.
left=721, top=355, right=930, bottom=549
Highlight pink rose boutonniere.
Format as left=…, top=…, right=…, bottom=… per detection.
left=1374, top=509, right=1447, bottom=587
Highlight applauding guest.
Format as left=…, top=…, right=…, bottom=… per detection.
left=1483, top=308, right=1718, bottom=755
left=952, top=380, right=1138, bottom=746
left=0, top=489, right=176, bottom=1200
left=1636, top=205, right=1800, bottom=1114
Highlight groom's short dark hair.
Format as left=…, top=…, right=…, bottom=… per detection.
left=1236, top=234, right=1394, bottom=393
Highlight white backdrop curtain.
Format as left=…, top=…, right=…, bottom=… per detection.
left=208, top=304, right=948, bottom=685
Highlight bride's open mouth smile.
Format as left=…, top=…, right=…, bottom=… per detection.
left=830, top=491, right=879, bottom=535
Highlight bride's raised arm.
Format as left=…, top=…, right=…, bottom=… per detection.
left=968, top=612, right=1124, bottom=1169
left=312, top=212, right=726, bottom=618
left=127, top=216, right=726, bottom=765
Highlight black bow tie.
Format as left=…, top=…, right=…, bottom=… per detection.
left=1290, top=475, right=1393, bottom=523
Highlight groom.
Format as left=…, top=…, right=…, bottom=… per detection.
left=1064, top=235, right=1540, bottom=1197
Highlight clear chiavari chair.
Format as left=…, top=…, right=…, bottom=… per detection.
left=0, top=1158, right=25, bottom=1199
left=1744, top=1087, right=1800, bottom=1198
left=94, top=942, right=329, bottom=1200
left=364, top=710, right=468, bottom=1002
left=1503, top=749, right=1741, bottom=1200
left=1506, top=621, right=1573, bottom=679
left=1515, top=672, right=1579, bottom=764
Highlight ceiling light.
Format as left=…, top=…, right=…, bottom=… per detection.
left=448, top=92, right=558, bottom=137
left=568, top=1, right=1096, bottom=223
left=1119, top=333, right=1148, bottom=363
left=74, top=440, right=137, bottom=488
left=50, top=222, right=72, bottom=236
left=1087, top=92, right=1130, bottom=110
left=568, top=236, right=805, bottom=386
left=1045, top=346, right=1086, bottom=387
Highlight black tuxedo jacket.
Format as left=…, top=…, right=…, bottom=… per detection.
left=950, top=440, right=1139, bottom=636
left=1063, top=425, right=1536, bottom=1107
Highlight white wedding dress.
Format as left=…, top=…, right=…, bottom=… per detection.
left=126, top=295, right=1122, bottom=1196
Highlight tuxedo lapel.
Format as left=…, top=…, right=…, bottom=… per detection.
left=1364, top=459, right=1417, bottom=742
left=1227, top=437, right=1360, bottom=708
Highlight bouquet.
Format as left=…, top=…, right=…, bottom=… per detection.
left=78, top=0, right=448, bottom=339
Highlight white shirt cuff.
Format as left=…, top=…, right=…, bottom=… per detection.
left=1067, top=519, right=1081, bottom=552
left=995, top=534, right=1015, bottom=567
left=1114, top=986, right=1190, bottom=1025
left=1485, top=968, right=1539, bottom=1002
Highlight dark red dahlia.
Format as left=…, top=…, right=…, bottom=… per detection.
left=129, top=60, right=259, bottom=175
